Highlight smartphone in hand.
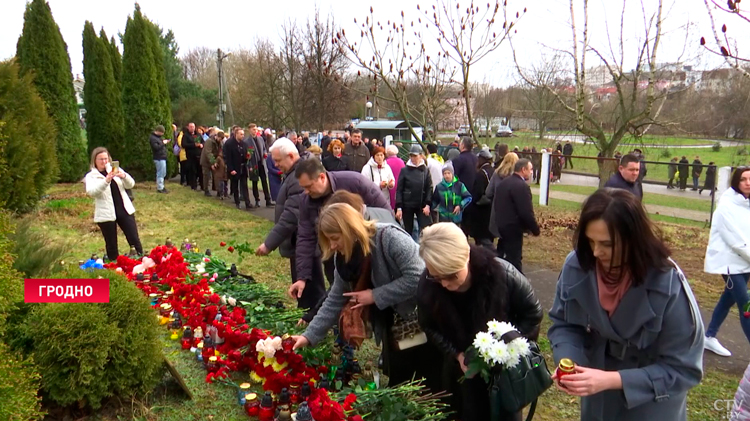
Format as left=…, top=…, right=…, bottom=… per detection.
left=111, top=161, right=120, bottom=173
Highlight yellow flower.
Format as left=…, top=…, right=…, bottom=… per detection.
left=263, top=357, right=275, bottom=368
left=257, top=353, right=264, bottom=362
left=249, top=371, right=264, bottom=384
left=271, top=361, right=288, bottom=372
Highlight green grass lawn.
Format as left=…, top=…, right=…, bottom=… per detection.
left=548, top=184, right=715, bottom=214
left=22, top=182, right=742, bottom=421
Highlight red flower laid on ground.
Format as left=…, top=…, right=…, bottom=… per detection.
left=227, top=246, right=235, bottom=253
left=220, top=241, right=226, bottom=246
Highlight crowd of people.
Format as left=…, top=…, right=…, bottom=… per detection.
left=82, top=120, right=750, bottom=420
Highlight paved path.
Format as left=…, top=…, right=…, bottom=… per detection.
left=531, top=187, right=710, bottom=222
left=556, top=172, right=714, bottom=202
left=215, top=186, right=746, bottom=375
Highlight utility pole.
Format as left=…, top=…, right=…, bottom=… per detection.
left=217, top=48, right=230, bottom=129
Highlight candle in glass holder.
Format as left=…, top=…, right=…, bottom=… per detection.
left=300, top=382, right=311, bottom=402
left=195, top=342, right=204, bottom=362
left=244, top=393, right=260, bottom=417
left=259, top=391, right=275, bottom=421
left=295, top=402, right=313, bottom=421
left=555, top=358, right=575, bottom=382
left=238, top=383, right=251, bottom=406
left=181, top=327, right=193, bottom=349
left=281, top=334, right=294, bottom=352
left=149, top=293, right=158, bottom=306
left=289, top=384, right=300, bottom=405
left=206, top=356, right=218, bottom=373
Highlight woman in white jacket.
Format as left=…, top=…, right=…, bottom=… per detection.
left=361, top=146, right=395, bottom=207
left=703, top=167, right=750, bottom=357
left=84, top=147, right=143, bottom=261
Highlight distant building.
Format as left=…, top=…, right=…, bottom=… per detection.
left=699, top=68, right=734, bottom=93
left=72, top=74, right=86, bottom=121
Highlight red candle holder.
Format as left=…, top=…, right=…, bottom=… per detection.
left=555, top=358, right=575, bottom=382
left=244, top=393, right=260, bottom=417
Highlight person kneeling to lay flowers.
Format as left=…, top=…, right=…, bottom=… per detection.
left=416, top=222, right=543, bottom=420
left=291, top=203, right=442, bottom=392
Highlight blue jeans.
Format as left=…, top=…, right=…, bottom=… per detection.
left=154, top=160, right=166, bottom=191
left=692, top=176, right=699, bottom=190
left=706, top=273, right=750, bottom=343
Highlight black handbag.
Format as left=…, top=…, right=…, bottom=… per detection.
left=489, top=331, right=552, bottom=421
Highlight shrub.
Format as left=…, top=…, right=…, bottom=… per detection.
left=712, top=142, right=722, bottom=152
left=0, top=342, right=44, bottom=420
left=25, top=270, right=162, bottom=409
left=0, top=212, right=25, bottom=338
left=10, top=217, right=66, bottom=278
left=659, top=148, right=671, bottom=159
left=738, top=147, right=748, bottom=156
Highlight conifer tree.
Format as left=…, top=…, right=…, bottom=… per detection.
left=0, top=61, right=58, bottom=212
left=82, top=22, right=125, bottom=158
left=121, top=4, right=172, bottom=180
left=16, top=0, right=87, bottom=182
left=105, top=33, right=122, bottom=87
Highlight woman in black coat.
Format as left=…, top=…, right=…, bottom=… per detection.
left=417, top=223, right=543, bottom=421
left=469, top=151, right=495, bottom=249
left=701, top=162, right=717, bottom=196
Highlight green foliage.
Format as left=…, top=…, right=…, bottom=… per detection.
left=0, top=342, right=44, bottom=421
left=24, top=270, right=163, bottom=409
left=10, top=217, right=66, bottom=278
left=712, top=142, right=722, bottom=152
left=659, top=148, right=671, bottom=159
left=738, top=147, right=748, bottom=156
left=105, top=33, right=122, bottom=87
left=83, top=22, right=126, bottom=158
left=0, top=212, right=24, bottom=339
left=121, top=5, right=173, bottom=180
left=16, top=0, right=87, bottom=182
left=0, top=61, right=58, bottom=212
left=337, top=379, right=452, bottom=421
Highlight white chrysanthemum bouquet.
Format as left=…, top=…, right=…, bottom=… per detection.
left=464, top=320, right=532, bottom=382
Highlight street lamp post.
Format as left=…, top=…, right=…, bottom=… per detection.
left=365, top=101, right=373, bottom=121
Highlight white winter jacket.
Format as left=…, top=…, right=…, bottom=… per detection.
left=705, top=188, right=750, bottom=274
left=84, top=168, right=136, bottom=223
left=361, top=158, right=395, bottom=207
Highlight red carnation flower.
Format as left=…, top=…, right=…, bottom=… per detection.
left=220, top=241, right=226, bottom=246
left=227, top=246, right=235, bottom=252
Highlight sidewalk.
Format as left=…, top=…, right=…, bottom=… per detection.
left=531, top=187, right=710, bottom=222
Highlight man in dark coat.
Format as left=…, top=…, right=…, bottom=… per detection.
left=320, top=130, right=333, bottom=158
left=469, top=150, right=495, bottom=249
left=343, top=129, right=370, bottom=172
left=223, top=128, right=252, bottom=209
left=691, top=155, right=703, bottom=191
left=247, top=124, right=273, bottom=207
left=563, top=141, right=574, bottom=168
left=604, top=153, right=643, bottom=200
left=255, top=138, right=308, bottom=305
left=396, top=146, right=434, bottom=239
left=149, top=125, right=169, bottom=193
left=181, top=123, right=202, bottom=190
left=678, top=156, right=690, bottom=191
left=289, top=158, right=390, bottom=312
left=493, top=158, right=540, bottom=273
left=701, top=162, right=716, bottom=196
left=451, top=137, right=477, bottom=235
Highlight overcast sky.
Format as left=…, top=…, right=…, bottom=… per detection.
left=1, top=0, right=742, bottom=87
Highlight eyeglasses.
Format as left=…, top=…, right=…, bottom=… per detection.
left=426, top=271, right=459, bottom=283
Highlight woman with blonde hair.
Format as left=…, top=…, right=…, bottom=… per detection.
left=484, top=152, right=519, bottom=238
left=291, top=203, right=441, bottom=390
left=84, top=147, right=143, bottom=261
left=417, top=222, right=542, bottom=420
left=322, top=139, right=351, bottom=172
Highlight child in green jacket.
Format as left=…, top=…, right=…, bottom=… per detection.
left=432, top=162, right=472, bottom=224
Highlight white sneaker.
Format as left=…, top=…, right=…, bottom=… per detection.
left=704, top=336, right=732, bottom=357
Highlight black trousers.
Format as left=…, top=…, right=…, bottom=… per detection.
left=402, top=207, right=432, bottom=238
left=251, top=165, right=272, bottom=203
left=195, top=157, right=204, bottom=190
left=679, top=176, right=688, bottom=190
left=564, top=154, right=573, bottom=169
left=230, top=173, right=251, bottom=206
left=179, top=160, right=187, bottom=185
left=185, top=158, right=198, bottom=189
left=496, top=226, right=524, bottom=273
left=289, top=254, right=327, bottom=310
left=98, top=214, right=143, bottom=260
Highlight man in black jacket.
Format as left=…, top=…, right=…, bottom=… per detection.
left=223, top=128, right=252, bottom=209
left=289, top=158, right=389, bottom=310
left=149, top=125, right=169, bottom=193
left=691, top=155, right=703, bottom=191
left=678, top=155, right=690, bottom=191
left=563, top=141, right=573, bottom=168
left=180, top=123, right=202, bottom=190
left=451, top=137, right=477, bottom=236
left=246, top=123, right=273, bottom=207
left=396, top=145, right=434, bottom=239
left=493, top=158, right=540, bottom=273
left=255, top=138, right=311, bottom=304
left=603, top=153, right=643, bottom=200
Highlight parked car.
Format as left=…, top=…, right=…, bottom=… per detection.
left=496, top=125, right=513, bottom=137
left=457, top=125, right=471, bottom=136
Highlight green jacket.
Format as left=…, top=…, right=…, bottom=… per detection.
left=432, top=177, right=472, bottom=223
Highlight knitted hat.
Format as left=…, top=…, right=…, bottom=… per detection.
left=442, top=161, right=454, bottom=175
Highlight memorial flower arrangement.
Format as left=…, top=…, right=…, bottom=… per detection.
left=464, top=320, right=532, bottom=382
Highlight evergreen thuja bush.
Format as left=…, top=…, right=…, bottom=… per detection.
left=25, top=271, right=162, bottom=409
left=0, top=342, right=44, bottom=420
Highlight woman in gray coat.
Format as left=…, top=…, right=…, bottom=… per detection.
left=291, top=202, right=442, bottom=391
left=548, top=188, right=703, bottom=421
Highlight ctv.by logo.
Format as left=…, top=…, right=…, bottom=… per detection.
left=715, top=399, right=744, bottom=420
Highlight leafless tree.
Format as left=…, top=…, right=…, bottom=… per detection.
left=181, top=46, right=217, bottom=90
left=514, top=0, right=670, bottom=184
left=420, top=0, right=524, bottom=144
left=472, top=80, right=504, bottom=137
left=518, top=55, right=565, bottom=139
left=302, top=9, right=351, bottom=130
left=279, top=20, right=307, bottom=131
left=410, top=50, right=459, bottom=139
left=702, top=0, right=750, bottom=78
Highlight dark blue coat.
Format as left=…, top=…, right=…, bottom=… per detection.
left=604, top=171, right=643, bottom=200
left=266, top=154, right=282, bottom=201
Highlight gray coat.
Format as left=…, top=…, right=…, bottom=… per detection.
left=484, top=172, right=507, bottom=237
left=302, top=223, right=423, bottom=346
left=548, top=252, right=704, bottom=421
left=263, top=159, right=303, bottom=258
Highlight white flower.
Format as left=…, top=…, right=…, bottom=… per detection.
left=505, top=337, right=532, bottom=369
left=220, top=295, right=227, bottom=305
left=487, top=340, right=510, bottom=366
left=256, top=339, right=266, bottom=354
left=228, top=297, right=237, bottom=307
left=473, top=331, right=495, bottom=356
left=487, top=320, right=515, bottom=339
